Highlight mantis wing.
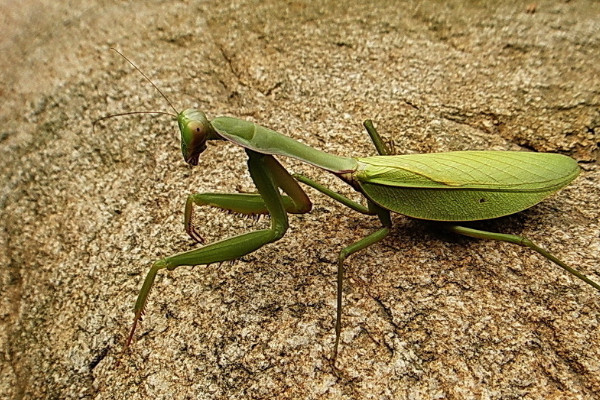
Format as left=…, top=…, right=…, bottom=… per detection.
left=355, top=151, right=579, bottom=221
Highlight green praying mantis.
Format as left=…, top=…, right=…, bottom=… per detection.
left=99, top=50, right=600, bottom=361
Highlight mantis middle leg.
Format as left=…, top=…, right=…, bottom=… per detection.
left=333, top=203, right=392, bottom=360
left=363, top=119, right=393, bottom=156
left=294, top=167, right=395, bottom=359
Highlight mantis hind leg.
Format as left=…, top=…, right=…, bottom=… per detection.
left=185, top=156, right=311, bottom=242
left=333, top=204, right=392, bottom=361
left=126, top=151, right=293, bottom=349
left=447, top=225, right=600, bottom=292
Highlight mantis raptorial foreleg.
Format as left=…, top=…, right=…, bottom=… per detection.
left=185, top=155, right=311, bottom=242
left=447, top=225, right=600, bottom=291
left=127, top=150, right=310, bottom=347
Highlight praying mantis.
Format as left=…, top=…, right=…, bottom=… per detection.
left=99, top=50, right=600, bottom=361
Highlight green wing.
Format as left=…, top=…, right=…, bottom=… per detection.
left=355, top=151, right=579, bottom=221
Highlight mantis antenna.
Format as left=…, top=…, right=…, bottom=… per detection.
left=92, top=48, right=179, bottom=132
left=110, top=47, right=178, bottom=115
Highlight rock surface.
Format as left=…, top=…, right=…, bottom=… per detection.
left=1, top=1, right=599, bottom=399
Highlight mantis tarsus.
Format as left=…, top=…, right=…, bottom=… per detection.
left=99, top=50, right=600, bottom=361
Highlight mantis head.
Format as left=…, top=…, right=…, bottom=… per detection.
left=99, top=50, right=220, bottom=167
left=177, top=109, right=216, bottom=166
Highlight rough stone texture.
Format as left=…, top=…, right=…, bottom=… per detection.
left=1, top=1, right=599, bottom=399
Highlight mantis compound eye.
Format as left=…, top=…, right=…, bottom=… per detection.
left=178, top=109, right=212, bottom=166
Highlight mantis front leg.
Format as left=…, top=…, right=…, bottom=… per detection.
left=125, top=150, right=310, bottom=348
left=185, top=160, right=311, bottom=243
